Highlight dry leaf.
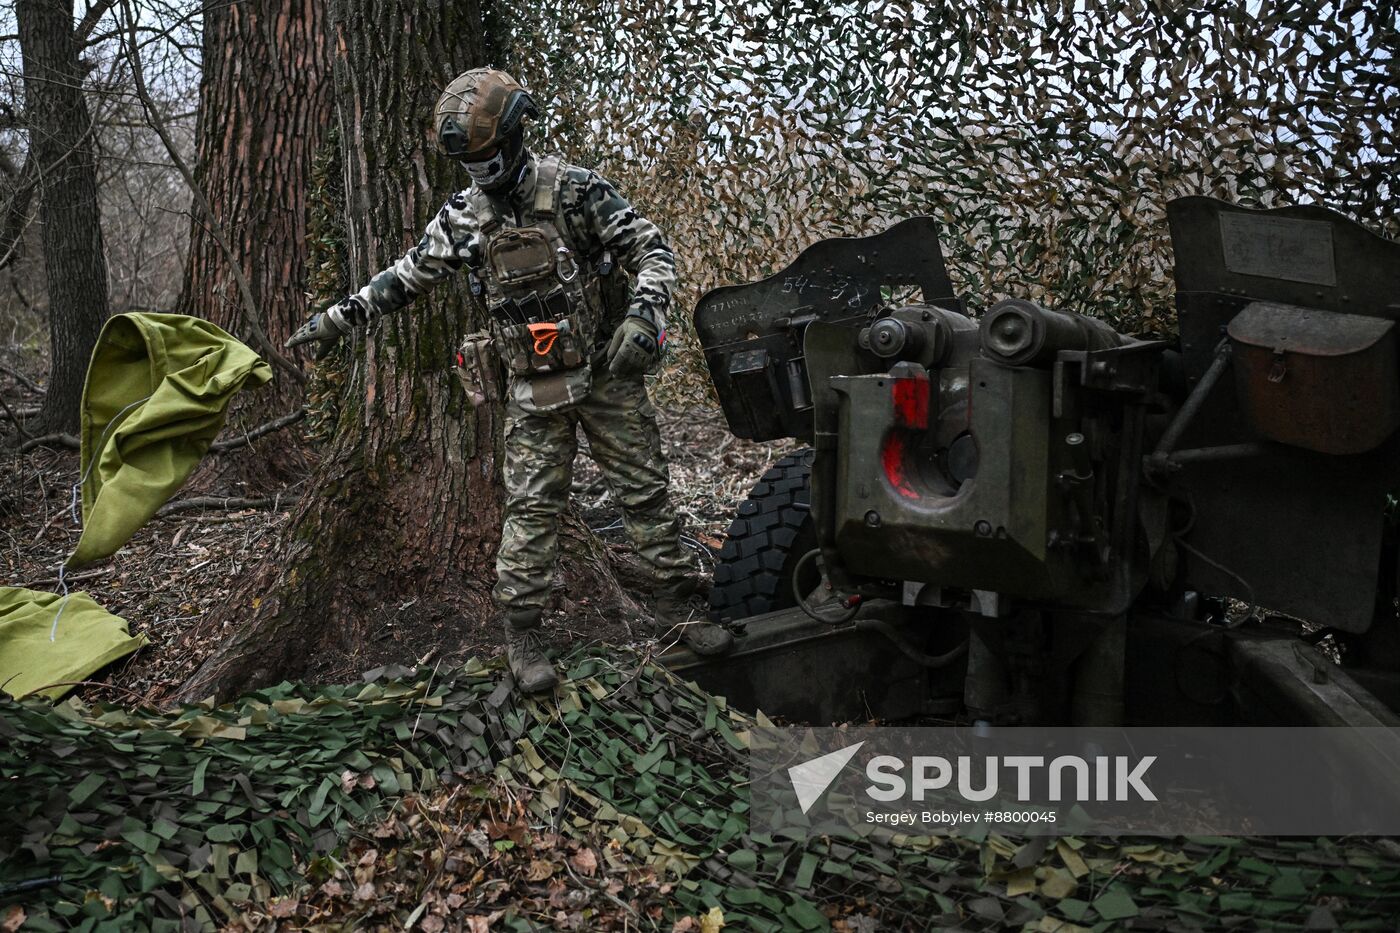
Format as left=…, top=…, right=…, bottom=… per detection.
left=571, top=847, right=599, bottom=877
left=1, top=906, right=26, bottom=933
left=526, top=859, right=556, bottom=881
left=466, top=828, right=492, bottom=858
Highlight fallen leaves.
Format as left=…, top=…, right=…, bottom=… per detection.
left=238, top=778, right=677, bottom=930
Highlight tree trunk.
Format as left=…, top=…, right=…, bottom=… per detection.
left=180, top=0, right=332, bottom=487
left=172, top=0, right=502, bottom=702
left=16, top=0, right=109, bottom=435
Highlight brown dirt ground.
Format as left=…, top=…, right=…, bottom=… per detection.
left=1, top=374, right=796, bottom=705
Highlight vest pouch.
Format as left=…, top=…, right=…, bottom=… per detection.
left=511, top=364, right=593, bottom=414
left=496, top=313, right=591, bottom=377
left=488, top=227, right=555, bottom=286
left=453, top=331, right=502, bottom=408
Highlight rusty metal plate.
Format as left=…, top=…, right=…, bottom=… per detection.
left=1228, top=301, right=1400, bottom=455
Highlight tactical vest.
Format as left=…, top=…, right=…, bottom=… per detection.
left=470, top=156, right=610, bottom=379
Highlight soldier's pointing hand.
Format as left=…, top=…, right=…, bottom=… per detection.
left=286, top=298, right=358, bottom=357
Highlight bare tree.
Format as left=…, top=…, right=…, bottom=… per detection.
left=15, top=0, right=112, bottom=434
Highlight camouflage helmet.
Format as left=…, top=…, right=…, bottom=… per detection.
left=434, top=68, right=539, bottom=160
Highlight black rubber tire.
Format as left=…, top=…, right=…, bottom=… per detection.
left=709, top=449, right=820, bottom=623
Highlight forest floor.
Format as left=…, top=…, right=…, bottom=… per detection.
left=1, top=366, right=789, bottom=707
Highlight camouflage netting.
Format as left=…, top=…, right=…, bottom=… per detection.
left=4, top=653, right=1400, bottom=930
left=502, top=1, right=1398, bottom=398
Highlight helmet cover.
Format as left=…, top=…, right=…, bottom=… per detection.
left=435, top=68, right=539, bottom=160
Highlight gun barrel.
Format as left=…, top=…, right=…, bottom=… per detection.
left=980, top=298, right=1126, bottom=366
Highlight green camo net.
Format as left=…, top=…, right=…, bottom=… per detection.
left=4, top=652, right=1400, bottom=930
left=500, top=1, right=1398, bottom=400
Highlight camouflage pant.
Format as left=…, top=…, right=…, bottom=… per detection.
left=492, top=368, right=692, bottom=615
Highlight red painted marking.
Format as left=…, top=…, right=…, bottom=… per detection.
left=456, top=352, right=465, bottom=368
left=882, top=433, right=920, bottom=499
left=891, top=374, right=930, bottom=429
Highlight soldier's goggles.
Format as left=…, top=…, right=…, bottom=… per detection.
left=458, top=144, right=500, bottom=163
left=438, top=118, right=499, bottom=162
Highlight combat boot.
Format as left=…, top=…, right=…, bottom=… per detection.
left=503, top=610, right=559, bottom=694
left=655, top=576, right=735, bottom=656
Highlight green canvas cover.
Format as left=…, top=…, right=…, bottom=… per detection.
left=69, top=312, right=272, bottom=568
left=0, top=587, right=147, bottom=699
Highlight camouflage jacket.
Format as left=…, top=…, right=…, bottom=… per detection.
left=346, top=151, right=677, bottom=333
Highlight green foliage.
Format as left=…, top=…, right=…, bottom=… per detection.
left=506, top=1, right=1397, bottom=400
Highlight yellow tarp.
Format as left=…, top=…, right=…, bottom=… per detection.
left=70, top=312, right=272, bottom=567
left=0, top=587, right=147, bottom=699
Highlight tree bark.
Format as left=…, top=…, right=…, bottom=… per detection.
left=180, top=0, right=332, bottom=486
left=173, top=0, right=501, bottom=702
left=16, top=0, right=110, bottom=435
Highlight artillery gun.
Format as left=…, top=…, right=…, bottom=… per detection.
left=669, top=198, right=1400, bottom=729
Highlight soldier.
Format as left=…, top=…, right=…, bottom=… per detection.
left=287, top=68, right=734, bottom=693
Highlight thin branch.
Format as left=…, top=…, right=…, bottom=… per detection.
left=75, top=0, right=118, bottom=45
left=115, top=0, right=306, bottom=386
left=156, top=494, right=298, bottom=515
left=0, top=403, right=40, bottom=419
left=0, top=361, right=42, bottom=394
left=209, top=408, right=306, bottom=452
left=19, top=432, right=79, bottom=452
left=24, top=566, right=112, bottom=587
left=18, top=679, right=151, bottom=705
left=0, top=392, right=35, bottom=441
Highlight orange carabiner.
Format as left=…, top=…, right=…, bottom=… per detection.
left=528, top=322, right=559, bottom=356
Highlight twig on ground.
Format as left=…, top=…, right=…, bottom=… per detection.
left=0, top=393, right=35, bottom=442
left=0, top=402, right=40, bottom=421
left=24, top=566, right=112, bottom=588
left=157, top=494, right=297, bottom=516
left=209, top=408, right=306, bottom=452
left=18, top=679, right=151, bottom=706
left=19, top=432, right=79, bottom=453
left=0, top=362, right=42, bottom=393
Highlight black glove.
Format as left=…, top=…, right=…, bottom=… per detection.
left=286, top=299, right=356, bottom=358
left=606, top=316, right=660, bottom=377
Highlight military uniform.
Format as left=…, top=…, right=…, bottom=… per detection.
left=287, top=68, right=733, bottom=693
left=338, top=152, right=693, bottom=615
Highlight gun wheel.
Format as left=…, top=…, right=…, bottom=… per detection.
left=709, top=449, right=821, bottom=623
